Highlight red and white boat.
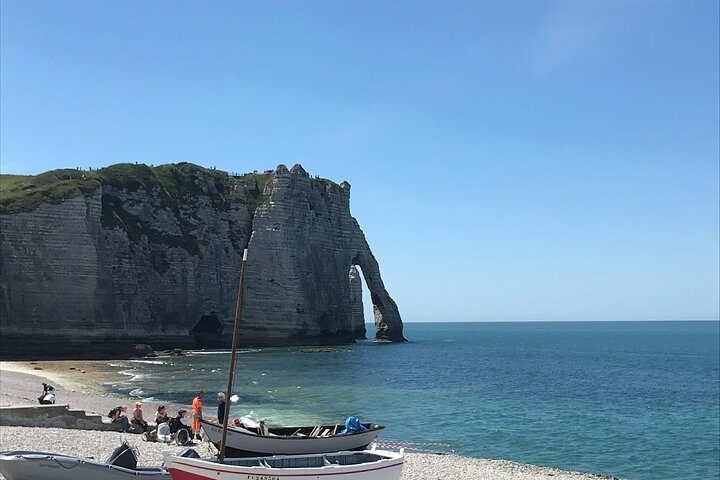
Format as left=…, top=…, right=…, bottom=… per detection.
left=163, top=445, right=404, bottom=480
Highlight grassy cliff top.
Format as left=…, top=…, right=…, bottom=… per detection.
left=0, top=163, right=273, bottom=214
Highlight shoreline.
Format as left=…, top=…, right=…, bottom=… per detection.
left=0, top=361, right=190, bottom=420
left=0, top=362, right=618, bottom=480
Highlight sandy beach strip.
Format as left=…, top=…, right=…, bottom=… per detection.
left=0, top=363, right=618, bottom=480
left=0, top=360, right=188, bottom=419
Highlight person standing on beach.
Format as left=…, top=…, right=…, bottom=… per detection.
left=217, top=392, right=227, bottom=424
left=191, top=391, right=204, bottom=440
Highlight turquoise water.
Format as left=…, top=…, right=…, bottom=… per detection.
left=104, top=321, right=720, bottom=479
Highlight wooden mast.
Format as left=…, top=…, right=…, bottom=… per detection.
left=218, top=247, right=248, bottom=463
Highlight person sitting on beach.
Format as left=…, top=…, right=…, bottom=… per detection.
left=168, top=410, right=189, bottom=433
left=39, top=385, right=56, bottom=405
left=109, top=405, right=131, bottom=432
left=37, top=383, right=54, bottom=404
left=131, top=401, right=148, bottom=432
left=143, top=420, right=172, bottom=443
left=155, top=405, right=169, bottom=425
left=168, top=410, right=192, bottom=445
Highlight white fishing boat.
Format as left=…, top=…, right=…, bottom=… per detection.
left=0, top=442, right=171, bottom=480
left=200, top=418, right=384, bottom=457
left=163, top=445, right=404, bottom=480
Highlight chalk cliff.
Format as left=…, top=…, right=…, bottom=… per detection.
left=0, top=163, right=405, bottom=358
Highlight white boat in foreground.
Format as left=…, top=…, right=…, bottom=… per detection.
left=0, top=442, right=170, bottom=480
left=163, top=445, right=404, bottom=480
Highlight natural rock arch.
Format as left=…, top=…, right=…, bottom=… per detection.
left=240, top=164, right=406, bottom=345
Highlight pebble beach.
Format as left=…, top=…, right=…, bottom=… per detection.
left=0, top=362, right=618, bottom=480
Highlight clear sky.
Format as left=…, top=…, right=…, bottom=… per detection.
left=1, top=0, right=718, bottom=322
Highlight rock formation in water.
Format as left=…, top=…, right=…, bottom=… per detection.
left=0, top=163, right=405, bottom=359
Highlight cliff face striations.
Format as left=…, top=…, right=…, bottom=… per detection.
left=0, top=163, right=405, bottom=358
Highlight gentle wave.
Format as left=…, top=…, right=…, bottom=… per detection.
left=129, top=388, right=145, bottom=397
left=184, top=349, right=263, bottom=355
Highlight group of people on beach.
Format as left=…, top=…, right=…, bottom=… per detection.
left=38, top=380, right=227, bottom=445
left=106, top=390, right=227, bottom=445
left=38, top=382, right=229, bottom=442
left=109, top=403, right=191, bottom=438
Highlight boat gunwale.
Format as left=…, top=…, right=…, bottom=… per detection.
left=200, top=419, right=384, bottom=441
left=0, top=451, right=168, bottom=475
left=165, top=449, right=404, bottom=477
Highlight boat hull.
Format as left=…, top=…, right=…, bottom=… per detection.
left=165, top=449, right=404, bottom=480
left=200, top=420, right=383, bottom=456
left=0, top=451, right=169, bottom=480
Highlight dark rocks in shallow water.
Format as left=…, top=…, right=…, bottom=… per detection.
left=156, top=349, right=184, bottom=356
left=0, top=162, right=405, bottom=359
left=133, top=344, right=154, bottom=357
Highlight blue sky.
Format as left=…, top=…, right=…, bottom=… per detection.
left=1, top=0, right=718, bottom=321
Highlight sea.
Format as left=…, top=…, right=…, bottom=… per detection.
left=99, top=321, right=719, bottom=480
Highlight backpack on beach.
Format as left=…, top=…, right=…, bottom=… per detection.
left=108, top=407, right=119, bottom=418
